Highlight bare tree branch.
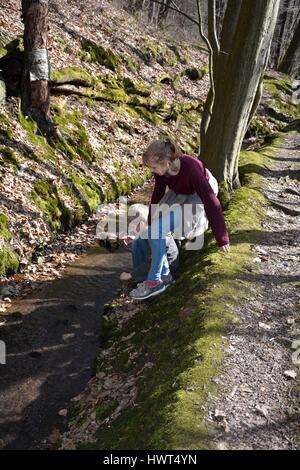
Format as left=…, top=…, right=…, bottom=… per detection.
left=148, top=0, right=200, bottom=27
left=196, top=0, right=215, bottom=152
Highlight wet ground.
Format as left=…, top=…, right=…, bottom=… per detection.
left=0, top=244, right=131, bottom=449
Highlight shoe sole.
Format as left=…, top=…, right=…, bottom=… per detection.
left=130, top=284, right=167, bottom=300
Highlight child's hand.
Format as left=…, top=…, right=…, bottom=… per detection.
left=219, top=244, right=230, bottom=253
left=120, top=271, right=132, bottom=281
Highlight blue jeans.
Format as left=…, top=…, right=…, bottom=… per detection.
left=139, top=206, right=182, bottom=282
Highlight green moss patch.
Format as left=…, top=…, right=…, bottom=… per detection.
left=31, top=180, right=74, bottom=231
left=138, top=40, right=177, bottom=67
left=51, top=67, right=96, bottom=86
left=0, top=246, right=19, bottom=277
left=0, top=213, right=11, bottom=241
left=263, top=74, right=299, bottom=121
left=81, top=38, right=121, bottom=73
left=0, top=147, right=20, bottom=170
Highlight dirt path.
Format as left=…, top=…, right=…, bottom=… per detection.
left=205, top=134, right=300, bottom=450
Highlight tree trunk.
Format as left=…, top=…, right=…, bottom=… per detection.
left=21, top=0, right=51, bottom=135
left=157, top=0, right=171, bottom=26
left=270, top=0, right=289, bottom=68
left=200, top=0, right=280, bottom=190
left=200, top=0, right=242, bottom=152
left=278, top=17, right=300, bottom=76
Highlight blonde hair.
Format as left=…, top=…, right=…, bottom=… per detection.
left=143, top=138, right=182, bottom=165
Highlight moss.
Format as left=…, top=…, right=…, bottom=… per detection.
left=73, top=139, right=282, bottom=450
left=51, top=67, right=96, bottom=86
left=0, top=213, right=11, bottom=241
left=68, top=172, right=101, bottom=213
left=81, top=38, right=121, bottom=73
left=122, top=77, right=150, bottom=97
left=31, top=180, right=74, bottom=231
left=96, top=400, right=119, bottom=422
left=112, top=161, right=145, bottom=198
left=52, top=108, right=96, bottom=163
left=0, top=147, right=20, bottom=169
left=246, top=115, right=274, bottom=138
left=114, top=104, right=140, bottom=120
left=18, top=106, right=57, bottom=162
left=133, top=106, right=162, bottom=125
left=165, top=101, right=202, bottom=126
left=157, top=73, right=173, bottom=85
left=0, top=47, right=7, bottom=59
left=0, top=246, right=19, bottom=277
left=0, top=112, right=13, bottom=139
left=139, top=40, right=177, bottom=67
left=263, top=75, right=299, bottom=120
left=121, top=54, right=141, bottom=73
left=184, top=67, right=207, bottom=81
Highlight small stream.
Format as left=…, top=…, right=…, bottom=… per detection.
left=0, top=243, right=133, bottom=449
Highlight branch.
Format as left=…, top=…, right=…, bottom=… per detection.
left=196, top=0, right=215, bottom=114
left=207, top=0, right=220, bottom=55
left=148, top=0, right=200, bottom=27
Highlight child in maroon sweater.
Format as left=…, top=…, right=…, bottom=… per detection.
left=130, top=138, right=230, bottom=300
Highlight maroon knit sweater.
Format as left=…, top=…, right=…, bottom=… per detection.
left=148, top=154, right=229, bottom=247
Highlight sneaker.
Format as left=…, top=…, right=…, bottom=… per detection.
left=136, top=274, right=174, bottom=288
left=130, top=281, right=166, bottom=300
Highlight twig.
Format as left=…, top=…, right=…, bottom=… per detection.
left=148, top=0, right=199, bottom=27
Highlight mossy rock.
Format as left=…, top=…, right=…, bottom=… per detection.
left=246, top=115, right=274, bottom=138
left=183, top=65, right=208, bottom=81
left=263, top=73, right=299, bottom=121
left=121, top=54, right=141, bottom=73
left=139, top=40, right=177, bottom=67
left=31, top=180, right=74, bottom=231
left=51, top=67, right=96, bottom=86
left=0, top=213, right=11, bottom=241
left=68, top=172, right=101, bottom=213
left=158, top=73, right=173, bottom=85
left=0, top=246, right=19, bottom=277
left=52, top=108, right=96, bottom=163
left=81, top=38, right=121, bottom=73
left=0, top=112, right=12, bottom=139
left=122, top=77, right=150, bottom=97
left=0, top=147, right=20, bottom=170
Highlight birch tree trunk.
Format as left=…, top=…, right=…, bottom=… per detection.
left=21, top=0, right=51, bottom=135
left=200, top=0, right=280, bottom=191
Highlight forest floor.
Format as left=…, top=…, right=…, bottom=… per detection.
left=204, top=133, right=300, bottom=450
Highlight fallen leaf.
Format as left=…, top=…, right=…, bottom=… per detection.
left=284, top=370, right=297, bottom=380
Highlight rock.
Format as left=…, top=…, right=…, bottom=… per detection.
left=0, top=78, right=6, bottom=104
left=283, top=370, right=297, bottom=380
left=259, top=322, right=272, bottom=330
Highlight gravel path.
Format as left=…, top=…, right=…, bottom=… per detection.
left=205, top=134, right=300, bottom=450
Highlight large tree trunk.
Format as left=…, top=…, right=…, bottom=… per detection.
left=200, top=0, right=242, bottom=150
left=270, top=0, right=289, bottom=68
left=278, top=17, right=300, bottom=76
left=200, top=0, right=280, bottom=191
left=21, top=0, right=51, bottom=135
